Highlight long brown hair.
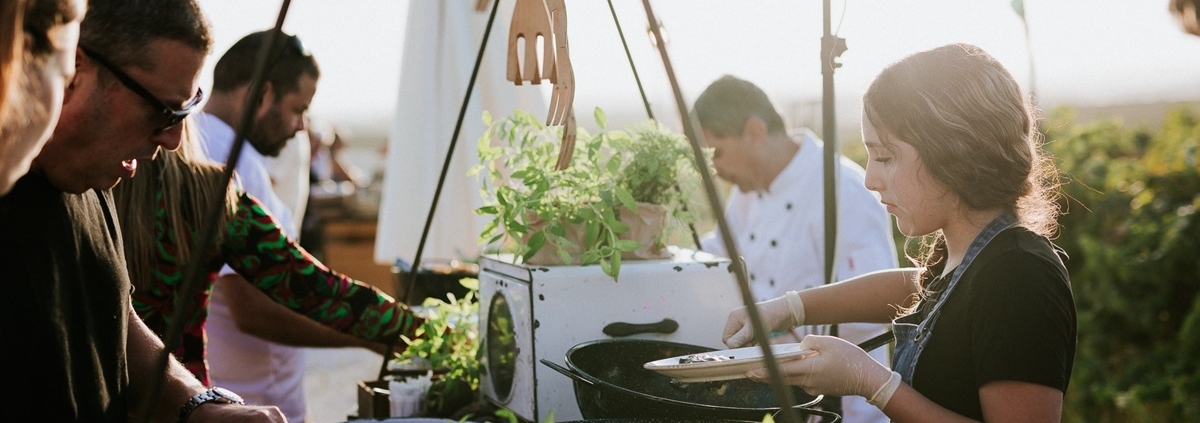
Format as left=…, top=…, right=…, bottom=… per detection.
left=114, top=120, right=237, bottom=291
left=863, top=44, right=1061, bottom=271
left=2, top=0, right=79, bottom=143
left=0, top=0, right=23, bottom=123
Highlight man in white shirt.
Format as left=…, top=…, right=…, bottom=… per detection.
left=196, top=29, right=320, bottom=423
left=694, top=75, right=897, bottom=423
left=265, top=124, right=312, bottom=236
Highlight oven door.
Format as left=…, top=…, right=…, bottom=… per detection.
left=479, top=268, right=535, bottom=420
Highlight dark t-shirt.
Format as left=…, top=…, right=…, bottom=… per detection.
left=0, top=172, right=131, bottom=422
left=910, top=227, right=1076, bottom=420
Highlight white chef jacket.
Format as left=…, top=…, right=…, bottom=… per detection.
left=700, top=129, right=897, bottom=423
left=195, top=112, right=307, bottom=422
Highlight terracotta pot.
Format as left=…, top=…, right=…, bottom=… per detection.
left=618, top=203, right=669, bottom=260
left=523, top=202, right=670, bottom=265
left=523, top=210, right=588, bottom=265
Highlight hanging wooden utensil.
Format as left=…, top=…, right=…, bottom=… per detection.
left=545, top=0, right=574, bottom=126
left=555, top=114, right=576, bottom=170
left=507, top=0, right=555, bottom=85
left=549, top=0, right=576, bottom=127
left=545, top=0, right=575, bottom=169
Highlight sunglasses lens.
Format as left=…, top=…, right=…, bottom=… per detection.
left=156, top=88, right=203, bottom=133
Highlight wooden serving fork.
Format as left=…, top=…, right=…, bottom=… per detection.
left=507, top=0, right=555, bottom=85
left=554, top=114, right=576, bottom=170
left=545, top=0, right=574, bottom=126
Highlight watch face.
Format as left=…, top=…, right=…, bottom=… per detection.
left=212, top=387, right=245, bottom=404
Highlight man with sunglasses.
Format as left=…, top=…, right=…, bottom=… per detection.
left=195, top=29, right=322, bottom=423
left=0, top=0, right=284, bottom=421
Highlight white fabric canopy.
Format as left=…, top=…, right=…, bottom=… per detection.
left=375, top=0, right=545, bottom=265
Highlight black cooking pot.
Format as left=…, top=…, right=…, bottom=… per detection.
left=541, top=339, right=839, bottom=422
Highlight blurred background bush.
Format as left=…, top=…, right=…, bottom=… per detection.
left=1044, top=106, right=1199, bottom=422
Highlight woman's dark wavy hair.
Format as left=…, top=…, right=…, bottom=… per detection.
left=863, top=43, right=1061, bottom=272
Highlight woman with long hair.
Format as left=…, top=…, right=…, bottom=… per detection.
left=723, top=44, right=1075, bottom=422
left=0, top=0, right=82, bottom=195
left=114, top=121, right=425, bottom=384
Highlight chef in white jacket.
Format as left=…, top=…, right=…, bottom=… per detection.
left=695, top=75, right=897, bottom=423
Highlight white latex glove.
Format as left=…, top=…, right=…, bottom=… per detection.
left=722, top=293, right=799, bottom=348
left=746, top=335, right=894, bottom=399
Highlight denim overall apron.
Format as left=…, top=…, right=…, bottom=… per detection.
left=891, top=212, right=1017, bottom=386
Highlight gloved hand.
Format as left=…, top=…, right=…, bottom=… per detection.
left=722, top=291, right=802, bottom=348
left=746, top=335, right=895, bottom=400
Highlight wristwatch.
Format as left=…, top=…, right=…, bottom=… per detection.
left=178, top=387, right=245, bottom=423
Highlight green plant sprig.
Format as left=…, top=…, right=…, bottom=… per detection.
left=471, top=108, right=703, bottom=279
left=394, top=278, right=481, bottom=412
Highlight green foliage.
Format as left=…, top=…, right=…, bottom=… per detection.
left=615, top=123, right=695, bottom=205
left=395, top=278, right=481, bottom=413
left=1044, top=107, right=1200, bottom=422
left=485, top=408, right=556, bottom=423
left=494, top=408, right=519, bottom=423
left=471, top=108, right=705, bottom=279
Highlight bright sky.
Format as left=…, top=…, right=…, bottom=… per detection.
left=196, top=0, right=1200, bottom=139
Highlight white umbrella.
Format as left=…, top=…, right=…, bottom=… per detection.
left=375, top=0, right=546, bottom=267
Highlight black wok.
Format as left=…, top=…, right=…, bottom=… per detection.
left=541, top=339, right=839, bottom=422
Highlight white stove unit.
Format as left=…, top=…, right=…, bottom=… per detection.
left=478, top=248, right=742, bottom=422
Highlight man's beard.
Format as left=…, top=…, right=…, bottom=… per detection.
left=247, top=106, right=291, bottom=157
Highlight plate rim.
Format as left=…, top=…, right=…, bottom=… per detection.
left=642, top=343, right=815, bottom=375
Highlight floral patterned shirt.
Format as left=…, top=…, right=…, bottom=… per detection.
left=131, top=189, right=422, bottom=384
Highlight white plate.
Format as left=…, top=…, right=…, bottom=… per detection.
left=642, top=343, right=817, bottom=383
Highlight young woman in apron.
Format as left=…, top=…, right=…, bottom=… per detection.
left=723, top=43, right=1075, bottom=422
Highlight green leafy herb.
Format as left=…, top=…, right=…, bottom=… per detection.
left=394, top=278, right=480, bottom=413
left=472, top=108, right=709, bottom=280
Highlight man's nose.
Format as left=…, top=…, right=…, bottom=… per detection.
left=153, top=126, right=184, bottom=151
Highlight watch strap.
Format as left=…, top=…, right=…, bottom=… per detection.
left=178, top=387, right=245, bottom=423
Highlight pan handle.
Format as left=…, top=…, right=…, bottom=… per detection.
left=774, top=400, right=840, bottom=422
left=857, top=330, right=894, bottom=353
left=538, top=359, right=594, bottom=386
left=602, top=318, right=679, bottom=337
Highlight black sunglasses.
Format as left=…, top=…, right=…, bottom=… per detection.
left=276, top=34, right=310, bottom=60
left=79, top=45, right=203, bottom=134
left=265, top=34, right=311, bottom=75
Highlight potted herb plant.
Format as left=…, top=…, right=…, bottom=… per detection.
left=391, top=279, right=481, bottom=417
left=472, top=107, right=703, bottom=280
